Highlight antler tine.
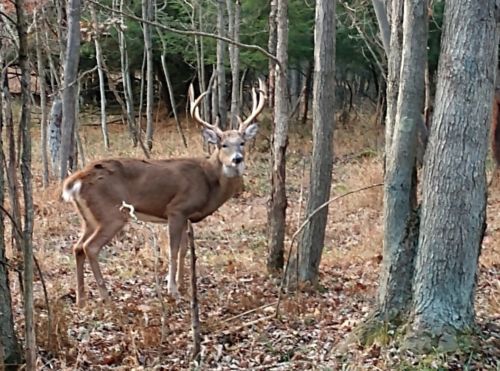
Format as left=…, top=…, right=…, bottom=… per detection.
left=189, top=83, right=224, bottom=136
left=240, top=77, right=267, bottom=132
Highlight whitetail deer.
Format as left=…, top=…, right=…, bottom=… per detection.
left=62, top=78, right=266, bottom=307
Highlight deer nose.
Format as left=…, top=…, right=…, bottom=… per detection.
left=233, top=154, right=243, bottom=164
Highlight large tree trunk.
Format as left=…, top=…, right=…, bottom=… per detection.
left=143, top=0, right=155, bottom=150
left=406, top=0, right=497, bottom=352
left=16, top=0, right=36, bottom=367
left=377, top=0, right=427, bottom=320
left=289, top=0, right=336, bottom=286
left=216, top=0, right=228, bottom=129
left=0, top=35, right=22, bottom=370
left=90, top=3, right=110, bottom=149
left=266, top=0, right=289, bottom=273
left=60, top=0, right=81, bottom=179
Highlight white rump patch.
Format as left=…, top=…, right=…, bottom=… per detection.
left=62, top=180, right=82, bottom=202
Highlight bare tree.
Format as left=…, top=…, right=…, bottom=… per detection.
left=289, top=0, right=336, bottom=286
left=60, top=0, right=81, bottom=179
left=266, top=0, right=289, bottom=273
left=377, top=0, right=427, bottom=320
left=406, top=0, right=497, bottom=352
left=143, top=0, right=155, bottom=150
left=226, top=0, right=241, bottom=129
left=48, top=98, right=62, bottom=176
left=90, top=2, right=110, bottom=149
left=267, top=0, right=278, bottom=110
left=34, top=8, right=50, bottom=186
left=216, top=0, right=228, bottom=128
left=15, top=0, right=36, bottom=367
left=0, top=34, right=22, bottom=370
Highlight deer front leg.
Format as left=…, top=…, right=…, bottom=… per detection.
left=167, top=214, right=187, bottom=298
left=176, top=227, right=188, bottom=293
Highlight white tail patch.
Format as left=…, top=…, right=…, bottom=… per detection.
left=62, top=180, right=82, bottom=202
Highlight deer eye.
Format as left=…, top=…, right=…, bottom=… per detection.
left=240, top=142, right=245, bottom=146
left=221, top=143, right=228, bottom=148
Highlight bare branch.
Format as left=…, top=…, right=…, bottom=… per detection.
left=86, top=0, right=279, bottom=66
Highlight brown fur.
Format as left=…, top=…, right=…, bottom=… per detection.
left=63, top=144, right=248, bottom=307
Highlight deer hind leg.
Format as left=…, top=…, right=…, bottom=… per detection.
left=167, top=214, right=187, bottom=298
left=83, top=214, right=126, bottom=303
left=73, top=222, right=95, bottom=307
left=176, top=226, right=189, bottom=293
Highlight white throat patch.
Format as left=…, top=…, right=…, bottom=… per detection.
left=223, top=162, right=245, bottom=178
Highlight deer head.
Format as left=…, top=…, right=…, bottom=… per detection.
left=189, top=77, right=266, bottom=177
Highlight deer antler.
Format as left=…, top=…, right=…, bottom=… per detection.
left=239, top=77, right=267, bottom=133
left=189, top=84, right=224, bottom=137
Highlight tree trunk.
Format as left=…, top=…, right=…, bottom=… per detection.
left=143, top=0, right=155, bottom=150
left=216, top=0, right=228, bottom=129
left=406, top=0, right=496, bottom=352
left=378, top=0, right=427, bottom=320
left=384, top=0, right=403, bottom=162
left=0, top=35, right=22, bottom=370
left=371, top=0, right=390, bottom=58
left=301, top=60, right=313, bottom=125
left=49, top=98, right=62, bottom=176
left=116, top=0, right=139, bottom=147
left=291, top=0, right=336, bottom=286
left=34, top=10, right=50, bottom=186
left=226, top=0, right=241, bottom=129
left=90, top=3, right=110, bottom=149
left=60, top=0, right=81, bottom=179
left=15, top=0, right=36, bottom=367
left=267, top=0, right=278, bottom=110
left=266, top=0, right=289, bottom=273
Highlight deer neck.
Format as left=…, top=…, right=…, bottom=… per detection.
left=207, top=149, right=243, bottom=201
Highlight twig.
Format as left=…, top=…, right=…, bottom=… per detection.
left=119, top=201, right=168, bottom=342
left=223, top=314, right=275, bottom=334
left=221, top=301, right=278, bottom=323
left=276, top=182, right=384, bottom=316
left=87, top=0, right=279, bottom=67
left=187, top=222, right=201, bottom=363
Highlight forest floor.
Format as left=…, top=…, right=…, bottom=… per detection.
left=7, top=109, right=499, bottom=370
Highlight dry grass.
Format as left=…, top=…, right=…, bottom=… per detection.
left=5, top=108, right=499, bottom=370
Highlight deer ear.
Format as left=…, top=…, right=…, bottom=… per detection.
left=243, top=123, right=259, bottom=141
left=202, top=128, right=220, bottom=144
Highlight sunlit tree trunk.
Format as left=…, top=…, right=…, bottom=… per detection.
left=226, top=0, right=241, bottom=129
left=406, top=0, right=496, bottom=351
left=267, top=0, right=277, bottom=110
left=266, top=0, right=288, bottom=273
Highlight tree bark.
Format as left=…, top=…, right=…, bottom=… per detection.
left=90, top=3, right=110, bottom=149
left=291, top=0, right=336, bottom=286
left=49, top=98, right=62, bottom=176
left=371, top=0, right=390, bottom=58
left=267, top=0, right=278, bottom=110
left=226, top=0, right=241, bottom=129
left=15, top=0, right=36, bottom=367
left=216, top=0, right=228, bottom=129
left=34, top=10, right=50, bottom=186
left=60, top=0, right=81, bottom=179
left=407, top=0, right=496, bottom=351
left=266, top=0, right=289, bottom=273
left=384, top=0, right=403, bottom=161
left=143, top=0, right=155, bottom=150
left=378, top=0, right=427, bottom=320
left=0, top=34, right=22, bottom=370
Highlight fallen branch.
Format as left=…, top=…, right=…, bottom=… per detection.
left=276, top=182, right=384, bottom=316
left=221, top=301, right=278, bottom=323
